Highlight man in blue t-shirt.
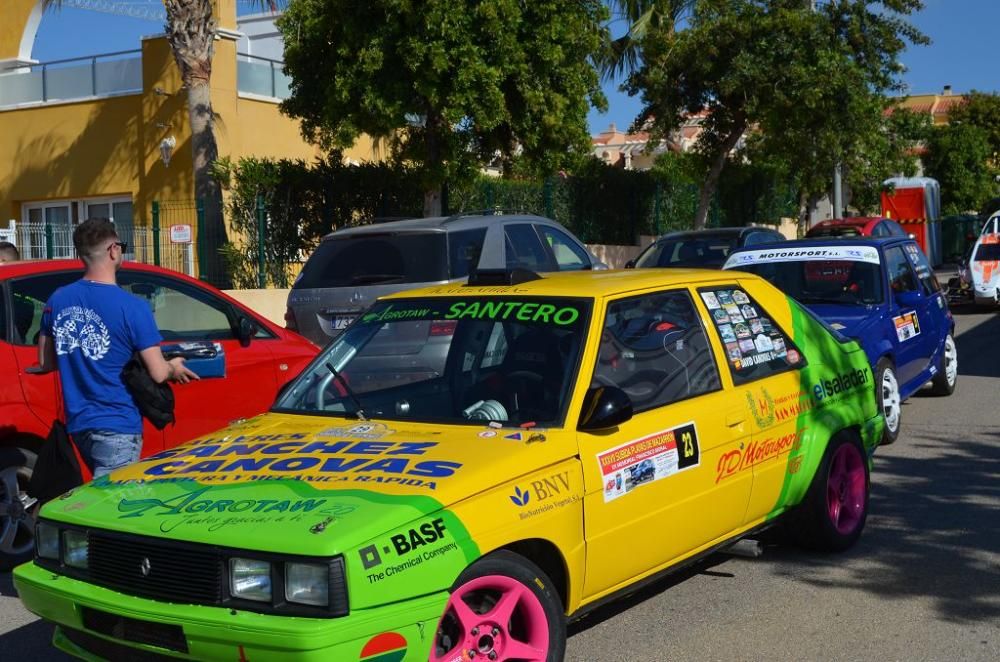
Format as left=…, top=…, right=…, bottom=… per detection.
left=34, top=219, right=199, bottom=478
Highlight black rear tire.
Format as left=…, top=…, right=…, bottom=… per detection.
left=0, top=447, right=39, bottom=571
left=929, top=333, right=957, bottom=396
left=793, top=433, right=870, bottom=553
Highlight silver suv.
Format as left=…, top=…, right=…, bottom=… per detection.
left=286, top=212, right=605, bottom=345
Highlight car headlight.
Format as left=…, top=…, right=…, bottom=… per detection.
left=285, top=562, right=329, bottom=607
left=230, top=558, right=272, bottom=602
left=36, top=522, right=60, bottom=560
left=62, top=529, right=89, bottom=569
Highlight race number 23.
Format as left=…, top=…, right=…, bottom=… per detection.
left=675, top=423, right=699, bottom=470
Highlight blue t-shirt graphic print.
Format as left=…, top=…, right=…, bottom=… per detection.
left=42, top=280, right=162, bottom=435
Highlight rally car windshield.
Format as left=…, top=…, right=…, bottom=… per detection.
left=731, top=260, right=884, bottom=305
left=974, top=243, right=1000, bottom=261
left=274, top=297, right=591, bottom=427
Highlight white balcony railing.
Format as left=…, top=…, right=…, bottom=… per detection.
left=0, top=50, right=143, bottom=108
left=237, top=53, right=291, bottom=100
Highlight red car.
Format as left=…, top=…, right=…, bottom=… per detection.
left=807, top=216, right=908, bottom=239
left=0, top=260, right=318, bottom=568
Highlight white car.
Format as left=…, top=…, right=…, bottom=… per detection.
left=969, top=214, right=1000, bottom=306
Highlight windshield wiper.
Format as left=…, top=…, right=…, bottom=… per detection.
left=324, top=361, right=367, bottom=420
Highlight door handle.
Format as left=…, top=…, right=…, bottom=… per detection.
left=726, top=410, right=745, bottom=427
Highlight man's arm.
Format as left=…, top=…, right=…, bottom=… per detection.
left=27, top=333, right=58, bottom=374
left=140, top=346, right=199, bottom=384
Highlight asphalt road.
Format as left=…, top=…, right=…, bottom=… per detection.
left=1, top=307, right=997, bottom=662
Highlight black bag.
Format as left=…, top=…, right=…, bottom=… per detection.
left=122, top=354, right=175, bottom=430
left=26, top=420, right=83, bottom=504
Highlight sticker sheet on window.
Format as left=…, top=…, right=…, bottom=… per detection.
left=700, top=288, right=802, bottom=380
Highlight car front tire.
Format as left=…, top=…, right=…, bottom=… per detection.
left=875, top=358, right=901, bottom=445
left=433, top=550, right=566, bottom=662
left=0, top=447, right=39, bottom=570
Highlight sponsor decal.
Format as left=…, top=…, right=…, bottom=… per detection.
left=712, top=308, right=731, bottom=323
left=701, top=292, right=721, bottom=309
left=114, top=488, right=357, bottom=533
left=726, top=342, right=742, bottom=361
left=717, top=291, right=735, bottom=305
left=478, top=430, right=497, bottom=438
left=747, top=387, right=776, bottom=428
left=893, top=311, right=921, bottom=342
left=508, top=471, right=579, bottom=519
left=787, top=349, right=801, bottom=364
left=360, top=632, right=408, bottom=662
left=716, top=428, right=807, bottom=482
left=598, top=423, right=699, bottom=502
left=362, top=305, right=432, bottom=324
left=359, top=517, right=458, bottom=583
left=444, top=301, right=580, bottom=325
left=724, top=246, right=881, bottom=268
left=137, top=438, right=462, bottom=490
left=504, top=432, right=525, bottom=441
left=812, top=367, right=869, bottom=401
left=740, top=304, right=758, bottom=319
left=318, top=423, right=395, bottom=439
left=719, top=324, right=737, bottom=343
left=732, top=290, right=750, bottom=304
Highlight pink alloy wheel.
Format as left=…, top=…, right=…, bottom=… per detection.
left=432, top=574, right=549, bottom=662
left=826, top=443, right=866, bottom=535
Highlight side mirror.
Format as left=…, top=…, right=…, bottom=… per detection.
left=578, top=386, right=633, bottom=431
left=237, top=316, right=256, bottom=347
left=624, top=259, right=636, bottom=269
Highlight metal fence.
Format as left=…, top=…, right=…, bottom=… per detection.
left=5, top=207, right=196, bottom=278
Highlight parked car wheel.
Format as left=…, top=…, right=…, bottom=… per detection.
left=0, top=447, right=39, bottom=570
left=795, top=433, right=869, bottom=552
left=929, top=333, right=958, bottom=396
left=875, top=358, right=901, bottom=445
left=433, top=550, right=565, bottom=662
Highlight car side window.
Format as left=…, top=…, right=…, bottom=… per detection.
left=448, top=228, right=487, bottom=278
left=743, top=232, right=770, bottom=247
left=903, top=243, right=941, bottom=293
left=118, top=272, right=239, bottom=341
left=699, top=286, right=805, bottom=385
left=505, top=224, right=553, bottom=271
left=538, top=226, right=590, bottom=270
left=592, top=290, right=721, bottom=413
left=884, top=246, right=919, bottom=293
left=9, top=272, right=79, bottom=345
left=872, top=223, right=887, bottom=237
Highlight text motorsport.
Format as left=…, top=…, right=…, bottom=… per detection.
left=129, top=435, right=462, bottom=490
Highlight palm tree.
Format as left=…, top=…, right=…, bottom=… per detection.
left=602, top=0, right=694, bottom=82
left=43, top=0, right=276, bottom=285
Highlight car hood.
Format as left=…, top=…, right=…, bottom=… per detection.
left=801, top=302, right=882, bottom=340
left=40, top=414, right=575, bottom=556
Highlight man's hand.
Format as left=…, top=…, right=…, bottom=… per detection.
left=167, top=357, right=200, bottom=384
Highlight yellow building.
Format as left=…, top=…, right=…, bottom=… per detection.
left=0, top=0, right=371, bottom=272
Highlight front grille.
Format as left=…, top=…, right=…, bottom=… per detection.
left=82, top=606, right=188, bottom=653
left=61, top=627, right=184, bottom=661
left=89, top=531, right=223, bottom=604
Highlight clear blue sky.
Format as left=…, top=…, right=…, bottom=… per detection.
left=29, top=0, right=1000, bottom=136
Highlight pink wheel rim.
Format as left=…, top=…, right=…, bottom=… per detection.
left=826, top=444, right=866, bottom=535
left=432, top=574, right=549, bottom=662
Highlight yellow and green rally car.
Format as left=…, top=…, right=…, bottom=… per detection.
left=16, top=268, right=883, bottom=661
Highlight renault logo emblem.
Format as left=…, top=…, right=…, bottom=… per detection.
left=140, top=558, right=151, bottom=577
left=350, top=290, right=364, bottom=304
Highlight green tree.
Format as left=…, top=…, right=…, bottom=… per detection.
left=947, top=91, right=1000, bottom=165
left=277, top=0, right=608, bottom=217
left=923, top=123, right=997, bottom=215
left=627, top=0, right=925, bottom=229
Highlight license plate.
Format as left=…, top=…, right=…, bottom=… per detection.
left=332, top=315, right=356, bottom=330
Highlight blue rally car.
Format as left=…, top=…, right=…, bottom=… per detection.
left=723, top=238, right=957, bottom=444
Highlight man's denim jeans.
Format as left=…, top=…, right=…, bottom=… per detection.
left=74, top=430, right=143, bottom=478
